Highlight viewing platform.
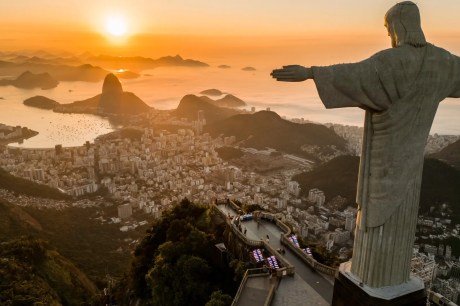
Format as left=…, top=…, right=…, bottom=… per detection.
left=214, top=201, right=458, bottom=306
left=215, top=202, right=333, bottom=306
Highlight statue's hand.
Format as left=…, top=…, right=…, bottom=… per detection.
left=270, top=65, right=313, bottom=82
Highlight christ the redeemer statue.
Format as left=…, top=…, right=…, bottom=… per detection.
left=272, top=1, right=460, bottom=289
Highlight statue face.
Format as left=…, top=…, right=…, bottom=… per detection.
left=384, top=23, right=397, bottom=48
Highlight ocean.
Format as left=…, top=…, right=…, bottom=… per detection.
left=1, top=66, right=459, bottom=148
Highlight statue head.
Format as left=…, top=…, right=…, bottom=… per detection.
left=384, top=1, right=426, bottom=48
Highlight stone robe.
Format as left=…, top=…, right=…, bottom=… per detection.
left=311, top=43, right=460, bottom=287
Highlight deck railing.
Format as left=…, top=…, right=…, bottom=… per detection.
left=215, top=202, right=337, bottom=279
left=427, top=290, right=458, bottom=306
left=231, top=268, right=271, bottom=306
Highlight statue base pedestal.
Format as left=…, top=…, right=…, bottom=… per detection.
left=332, top=262, right=426, bottom=306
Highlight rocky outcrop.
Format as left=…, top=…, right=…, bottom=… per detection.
left=55, top=73, right=150, bottom=115
left=23, top=96, right=60, bottom=109
left=0, top=71, right=59, bottom=89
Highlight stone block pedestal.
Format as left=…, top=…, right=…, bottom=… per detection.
left=332, top=262, right=427, bottom=306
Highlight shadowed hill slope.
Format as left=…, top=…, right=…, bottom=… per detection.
left=0, top=167, right=68, bottom=200
left=0, top=236, right=98, bottom=305
left=293, top=156, right=460, bottom=221
left=430, top=139, right=460, bottom=170
left=172, top=94, right=240, bottom=123
left=206, top=111, right=346, bottom=160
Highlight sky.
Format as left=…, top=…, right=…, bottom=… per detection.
left=2, top=0, right=460, bottom=65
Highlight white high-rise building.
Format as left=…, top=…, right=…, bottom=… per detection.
left=331, top=228, right=350, bottom=244
left=308, top=188, right=325, bottom=207
left=445, top=245, right=452, bottom=259
left=345, top=213, right=356, bottom=232
left=288, top=181, right=300, bottom=197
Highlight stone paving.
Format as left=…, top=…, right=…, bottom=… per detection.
left=272, top=274, right=329, bottom=306
left=237, top=276, right=274, bottom=306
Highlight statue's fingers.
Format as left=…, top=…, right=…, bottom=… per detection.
left=272, top=72, right=292, bottom=79
left=276, top=78, right=297, bottom=82
left=273, top=74, right=294, bottom=80
left=272, top=70, right=294, bottom=76
left=272, top=68, right=288, bottom=74
left=275, top=75, right=295, bottom=81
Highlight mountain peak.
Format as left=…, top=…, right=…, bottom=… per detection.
left=174, top=94, right=240, bottom=123
left=102, top=73, right=123, bottom=94
left=251, top=110, right=282, bottom=120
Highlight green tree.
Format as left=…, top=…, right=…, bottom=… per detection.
left=229, top=259, right=248, bottom=281
left=206, top=290, right=233, bottom=306
left=124, top=199, right=240, bottom=305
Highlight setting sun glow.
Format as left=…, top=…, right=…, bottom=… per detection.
left=105, top=15, right=127, bottom=37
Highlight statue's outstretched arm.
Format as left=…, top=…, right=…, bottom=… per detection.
left=271, top=65, right=313, bottom=82
left=448, top=55, right=460, bottom=98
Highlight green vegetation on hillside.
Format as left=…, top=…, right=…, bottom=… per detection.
left=23, top=206, right=136, bottom=283
left=419, top=158, right=460, bottom=218
left=430, top=139, right=460, bottom=170
left=0, top=167, right=69, bottom=200
left=0, top=199, right=42, bottom=240
left=0, top=237, right=97, bottom=305
left=0, top=196, right=140, bottom=287
left=206, top=111, right=346, bottom=161
left=121, top=199, right=236, bottom=306
left=97, top=127, right=143, bottom=141
left=172, top=94, right=240, bottom=124
left=293, top=155, right=358, bottom=208
left=215, top=146, right=244, bottom=160
left=293, top=156, right=460, bottom=222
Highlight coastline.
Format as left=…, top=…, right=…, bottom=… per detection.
left=0, top=125, right=39, bottom=146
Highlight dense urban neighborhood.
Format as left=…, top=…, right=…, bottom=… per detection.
left=1, top=109, right=459, bottom=303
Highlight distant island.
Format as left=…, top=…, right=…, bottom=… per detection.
left=0, top=52, right=211, bottom=83
left=200, top=94, right=247, bottom=108
left=218, top=65, right=231, bottom=69
left=198, top=90, right=247, bottom=108
left=86, top=54, right=209, bottom=70
left=114, top=69, right=140, bottom=79
left=0, top=60, right=110, bottom=82
left=242, top=66, right=256, bottom=71
left=22, top=73, right=151, bottom=117
left=0, top=71, right=59, bottom=89
left=24, top=96, right=59, bottom=109
left=200, top=89, right=224, bottom=96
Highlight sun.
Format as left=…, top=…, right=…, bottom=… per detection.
left=105, top=15, right=127, bottom=37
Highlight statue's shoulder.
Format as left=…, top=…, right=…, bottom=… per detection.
left=371, top=44, right=454, bottom=63
left=370, top=47, right=403, bottom=63
left=426, top=43, right=458, bottom=59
